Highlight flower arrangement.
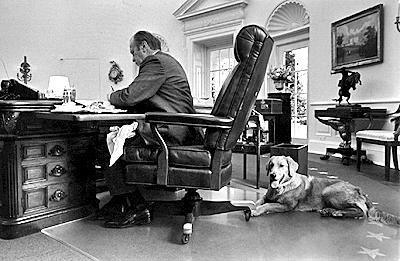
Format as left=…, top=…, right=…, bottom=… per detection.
left=267, top=66, right=294, bottom=83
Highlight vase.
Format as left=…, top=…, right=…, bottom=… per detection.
left=274, top=80, right=285, bottom=91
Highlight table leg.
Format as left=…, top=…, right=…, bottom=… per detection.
left=243, top=151, right=247, bottom=180
left=256, top=123, right=261, bottom=189
left=385, top=145, right=391, bottom=181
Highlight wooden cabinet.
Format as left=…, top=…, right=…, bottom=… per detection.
left=0, top=101, right=97, bottom=239
left=267, top=92, right=291, bottom=144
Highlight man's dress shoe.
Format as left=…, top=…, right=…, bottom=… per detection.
left=104, top=208, right=151, bottom=228
left=94, top=195, right=129, bottom=220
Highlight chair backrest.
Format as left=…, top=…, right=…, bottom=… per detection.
left=204, top=25, right=274, bottom=150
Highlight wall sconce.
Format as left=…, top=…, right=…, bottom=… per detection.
left=396, top=0, right=400, bottom=32
left=17, top=56, right=32, bottom=83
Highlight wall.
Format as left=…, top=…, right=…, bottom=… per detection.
left=1, top=0, right=399, bottom=165
left=245, top=0, right=400, bottom=165
left=305, top=0, right=400, bottom=166
left=0, top=0, right=187, bottom=100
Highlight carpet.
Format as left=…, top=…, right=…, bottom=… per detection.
left=41, top=154, right=400, bottom=261
left=42, top=183, right=400, bottom=261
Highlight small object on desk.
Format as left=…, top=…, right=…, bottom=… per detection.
left=0, top=79, right=42, bottom=100
left=62, top=85, right=75, bottom=104
left=51, top=101, right=127, bottom=113
left=52, top=103, right=84, bottom=113
left=332, top=69, right=361, bottom=105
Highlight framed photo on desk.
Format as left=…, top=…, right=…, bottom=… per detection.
left=331, top=4, right=383, bottom=72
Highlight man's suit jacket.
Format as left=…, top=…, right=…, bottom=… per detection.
left=109, top=51, right=203, bottom=146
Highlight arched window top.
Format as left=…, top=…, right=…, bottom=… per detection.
left=266, top=1, right=309, bottom=35
left=153, top=33, right=169, bottom=52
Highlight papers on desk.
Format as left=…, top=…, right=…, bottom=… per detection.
left=51, top=102, right=127, bottom=113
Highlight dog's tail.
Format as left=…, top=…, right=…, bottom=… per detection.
left=364, top=195, right=400, bottom=227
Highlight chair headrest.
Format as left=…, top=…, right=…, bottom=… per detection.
left=234, top=25, right=270, bottom=63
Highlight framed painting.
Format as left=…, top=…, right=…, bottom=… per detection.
left=331, top=4, right=383, bottom=72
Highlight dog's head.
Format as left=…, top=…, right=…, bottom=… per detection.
left=266, top=156, right=299, bottom=189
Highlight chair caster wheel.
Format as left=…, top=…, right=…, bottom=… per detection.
left=182, top=233, right=190, bottom=244
left=182, top=223, right=192, bottom=244
left=244, top=210, right=251, bottom=221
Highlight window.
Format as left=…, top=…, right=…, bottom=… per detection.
left=208, top=47, right=236, bottom=101
left=266, top=0, right=310, bottom=142
left=173, top=0, right=247, bottom=101
left=284, top=46, right=308, bottom=140
left=190, top=34, right=235, bottom=100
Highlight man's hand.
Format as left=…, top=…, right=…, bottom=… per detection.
left=106, top=127, right=120, bottom=154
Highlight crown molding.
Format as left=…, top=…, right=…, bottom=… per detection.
left=174, top=0, right=247, bottom=21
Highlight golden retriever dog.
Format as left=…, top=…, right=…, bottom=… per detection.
left=251, top=155, right=399, bottom=226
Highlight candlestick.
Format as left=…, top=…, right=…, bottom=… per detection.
left=395, top=0, right=400, bottom=32
left=17, top=56, right=32, bottom=83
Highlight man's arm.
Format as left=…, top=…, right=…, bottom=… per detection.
left=109, top=56, right=166, bottom=107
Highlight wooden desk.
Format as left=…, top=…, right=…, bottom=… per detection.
left=36, top=112, right=146, bottom=189
left=0, top=101, right=98, bottom=239
left=315, top=105, right=386, bottom=165
left=35, top=112, right=145, bottom=122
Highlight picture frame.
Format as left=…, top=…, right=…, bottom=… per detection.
left=331, top=4, right=383, bottom=72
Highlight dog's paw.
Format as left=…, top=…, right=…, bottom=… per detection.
left=251, top=209, right=262, bottom=217
left=319, top=208, right=335, bottom=217
left=331, top=211, right=343, bottom=217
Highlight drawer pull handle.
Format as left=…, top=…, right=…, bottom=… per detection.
left=48, top=145, right=65, bottom=156
left=49, top=165, right=67, bottom=177
left=49, top=189, right=67, bottom=202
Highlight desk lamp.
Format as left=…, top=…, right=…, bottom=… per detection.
left=47, top=76, right=70, bottom=99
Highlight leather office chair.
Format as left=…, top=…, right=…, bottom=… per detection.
left=121, top=25, right=274, bottom=243
left=356, top=106, right=400, bottom=181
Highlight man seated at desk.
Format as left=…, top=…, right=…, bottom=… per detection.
left=100, top=31, right=203, bottom=228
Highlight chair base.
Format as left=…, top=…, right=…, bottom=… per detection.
left=147, top=189, right=253, bottom=244
left=320, top=147, right=366, bottom=165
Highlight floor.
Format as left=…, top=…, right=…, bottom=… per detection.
left=1, top=153, right=399, bottom=261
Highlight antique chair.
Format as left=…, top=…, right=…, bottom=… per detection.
left=356, top=105, right=400, bottom=181
left=120, top=25, right=273, bottom=243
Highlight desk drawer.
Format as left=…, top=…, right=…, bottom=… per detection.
left=21, top=140, right=67, bottom=160
left=22, top=160, right=69, bottom=184
left=23, top=182, right=84, bottom=215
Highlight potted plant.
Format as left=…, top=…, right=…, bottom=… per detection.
left=267, top=66, right=294, bottom=91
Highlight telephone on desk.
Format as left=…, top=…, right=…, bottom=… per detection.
left=0, top=79, right=45, bottom=100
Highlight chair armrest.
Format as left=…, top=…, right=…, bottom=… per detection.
left=145, top=112, right=233, bottom=129
left=390, top=115, right=400, bottom=123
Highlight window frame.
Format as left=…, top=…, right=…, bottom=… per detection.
left=206, top=45, right=236, bottom=101
left=271, top=29, right=309, bottom=142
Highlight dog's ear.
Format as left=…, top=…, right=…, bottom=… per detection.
left=266, top=157, right=274, bottom=176
left=285, top=156, right=299, bottom=176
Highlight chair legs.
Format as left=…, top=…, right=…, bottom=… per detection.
left=356, top=138, right=362, bottom=171
left=356, top=138, right=399, bottom=181
left=149, top=189, right=252, bottom=244
left=392, top=146, right=399, bottom=180
left=384, top=145, right=391, bottom=181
